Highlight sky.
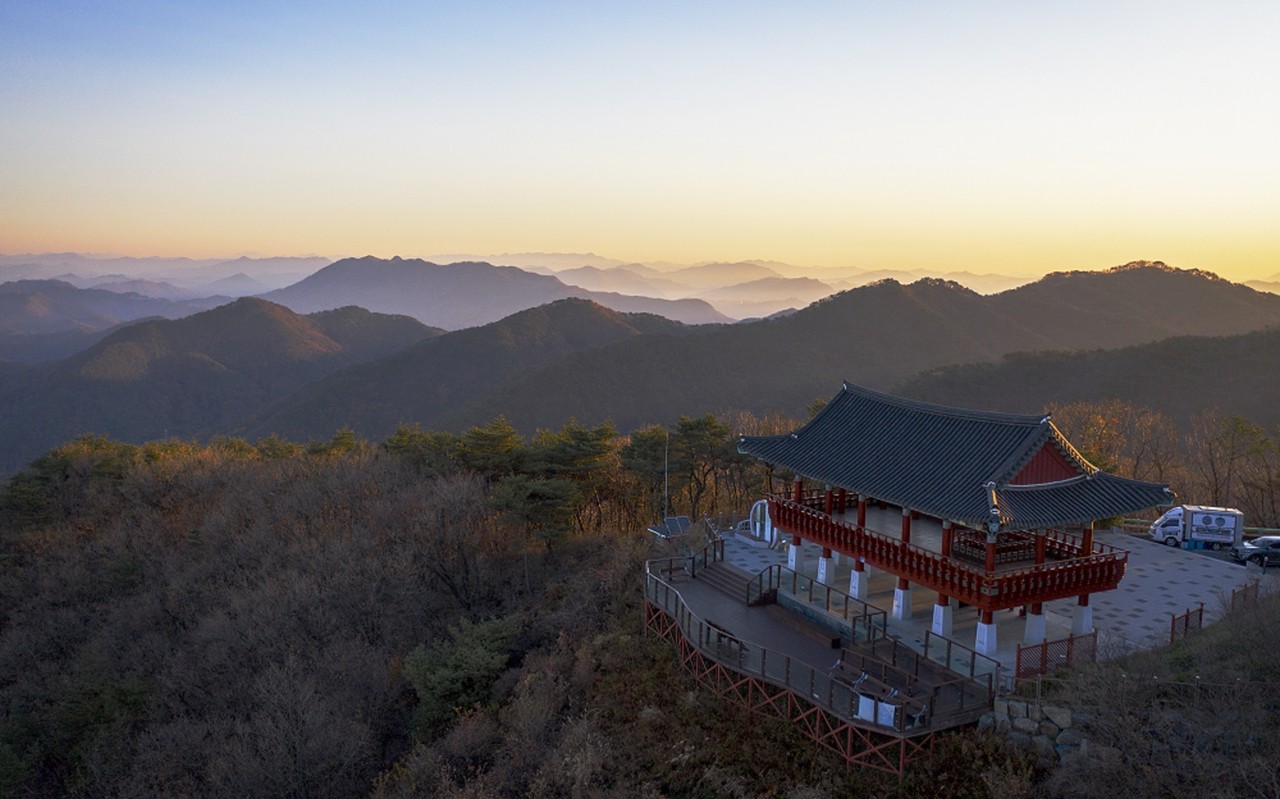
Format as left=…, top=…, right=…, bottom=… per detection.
left=1, top=1, right=1277, bottom=280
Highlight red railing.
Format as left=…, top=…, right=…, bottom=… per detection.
left=767, top=496, right=1128, bottom=612
left=1169, top=603, right=1205, bottom=644
left=1015, top=630, right=1097, bottom=682
left=1230, top=580, right=1260, bottom=612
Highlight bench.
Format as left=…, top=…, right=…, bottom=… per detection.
left=831, top=660, right=932, bottom=729
left=704, top=619, right=748, bottom=652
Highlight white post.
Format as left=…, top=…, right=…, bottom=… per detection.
left=932, top=598, right=954, bottom=637
left=976, top=618, right=998, bottom=656
left=1072, top=603, right=1094, bottom=635
left=848, top=561, right=869, bottom=600
left=817, top=552, right=834, bottom=585
left=1023, top=611, right=1047, bottom=644
left=892, top=585, right=912, bottom=621
left=788, top=539, right=801, bottom=571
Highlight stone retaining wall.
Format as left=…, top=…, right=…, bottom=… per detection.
left=978, top=698, right=1100, bottom=767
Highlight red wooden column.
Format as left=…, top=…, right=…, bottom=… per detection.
left=933, top=521, right=955, bottom=636
left=787, top=478, right=805, bottom=571
left=836, top=488, right=848, bottom=514
left=893, top=507, right=913, bottom=620
left=821, top=486, right=841, bottom=570
left=898, top=507, right=912, bottom=587
left=1032, top=530, right=1047, bottom=615
left=980, top=530, right=1002, bottom=654
left=848, top=493, right=869, bottom=599
left=1073, top=523, right=1096, bottom=634
left=1024, top=529, right=1048, bottom=643
left=1080, top=523, right=1095, bottom=556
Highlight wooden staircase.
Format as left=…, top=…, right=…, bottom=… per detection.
left=696, top=561, right=757, bottom=604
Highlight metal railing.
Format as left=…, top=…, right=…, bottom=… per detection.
left=773, top=565, right=887, bottom=643
left=685, top=535, right=724, bottom=577
left=745, top=563, right=781, bottom=606
left=921, top=630, right=1002, bottom=681
left=644, top=560, right=994, bottom=734
left=645, top=571, right=924, bottom=732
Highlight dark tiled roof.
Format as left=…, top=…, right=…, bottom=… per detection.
left=738, top=382, right=1172, bottom=530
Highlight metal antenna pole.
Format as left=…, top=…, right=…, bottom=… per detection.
left=663, top=427, right=670, bottom=517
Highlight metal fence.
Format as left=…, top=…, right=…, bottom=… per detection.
left=1014, top=630, right=1097, bottom=683
left=1168, top=603, right=1205, bottom=644
left=1230, top=580, right=1260, bottom=612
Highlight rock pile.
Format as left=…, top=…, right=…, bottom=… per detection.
left=978, top=698, right=1112, bottom=767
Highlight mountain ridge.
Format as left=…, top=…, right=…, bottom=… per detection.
left=258, top=256, right=730, bottom=328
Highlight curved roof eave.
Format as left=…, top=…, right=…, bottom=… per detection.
left=738, top=382, right=1172, bottom=531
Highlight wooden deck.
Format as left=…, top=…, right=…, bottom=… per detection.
left=644, top=545, right=995, bottom=773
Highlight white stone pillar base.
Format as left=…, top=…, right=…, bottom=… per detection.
left=892, top=586, right=912, bottom=621
left=788, top=543, right=801, bottom=571
left=848, top=567, right=868, bottom=600
left=932, top=601, right=954, bottom=637
left=975, top=620, right=998, bottom=656
left=1072, top=604, right=1094, bottom=635
left=817, top=556, right=834, bottom=585
left=1023, top=612, right=1047, bottom=644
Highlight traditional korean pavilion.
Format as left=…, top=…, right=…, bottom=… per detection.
left=738, top=382, right=1173, bottom=655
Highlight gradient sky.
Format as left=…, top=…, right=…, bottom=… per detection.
left=1, top=1, right=1277, bottom=279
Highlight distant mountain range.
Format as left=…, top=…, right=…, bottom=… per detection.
left=414, top=264, right=1280, bottom=435
left=0, top=251, right=1052, bottom=331
left=248, top=262, right=1280, bottom=443
left=0, top=253, right=330, bottom=293
left=0, top=279, right=229, bottom=362
left=2, top=260, right=1278, bottom=472
left=258, top=256, right=730, bottom=328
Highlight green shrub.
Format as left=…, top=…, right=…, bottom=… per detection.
left=403, top=617, right=518, bottom=741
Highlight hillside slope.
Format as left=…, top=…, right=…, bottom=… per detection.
left=0, top=299, right=438, bottom=470
left=249, top=298, right=691, bottom=440
left=896, top=326, right=1280, bottom=428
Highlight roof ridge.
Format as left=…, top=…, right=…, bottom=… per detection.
left=840, top=381, right=1045, bottom=426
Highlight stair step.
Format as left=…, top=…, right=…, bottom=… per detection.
left=696, top=562, right=754, bottom=600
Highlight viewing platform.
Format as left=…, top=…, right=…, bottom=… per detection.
left=643, top=537, right=996, bottom=774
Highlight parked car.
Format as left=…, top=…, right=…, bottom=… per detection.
left=1230, top=535, right=1280, bottom=566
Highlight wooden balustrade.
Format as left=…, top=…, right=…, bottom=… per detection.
left=767, top=496, right=1126, bottom=612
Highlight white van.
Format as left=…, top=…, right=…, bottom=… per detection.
left=1149, top=505, right=1243, bottom=550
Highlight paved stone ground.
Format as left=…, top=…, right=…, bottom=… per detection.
left=716, top=516, right=1271, bottom=681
